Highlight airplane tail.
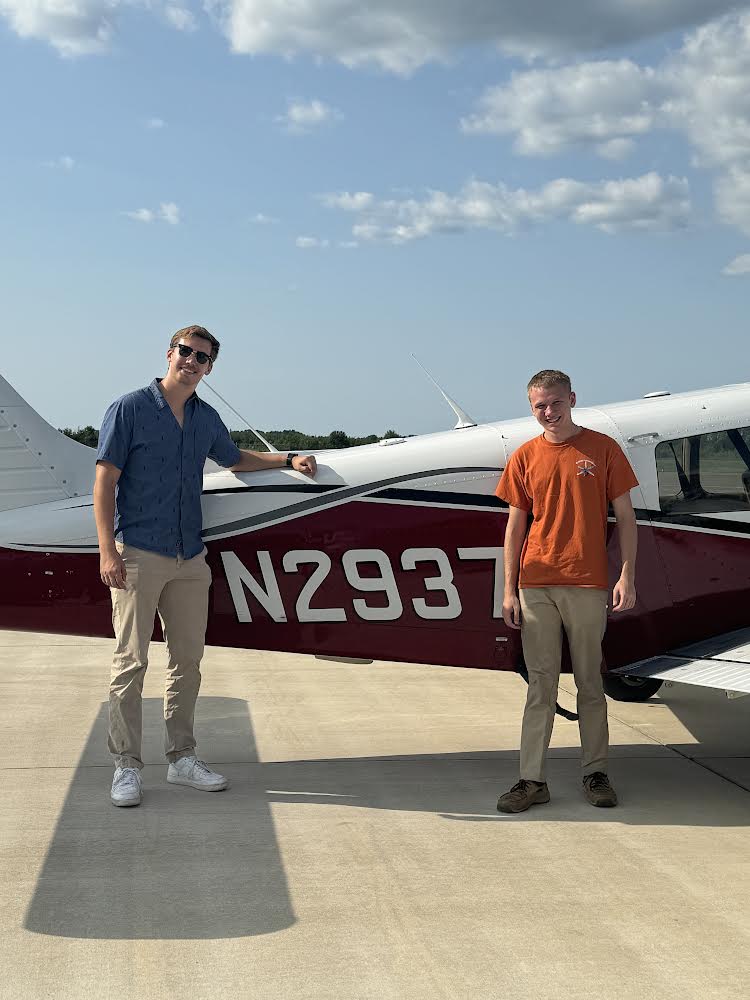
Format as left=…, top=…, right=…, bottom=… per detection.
left=0, top=372, right=96, bottom=513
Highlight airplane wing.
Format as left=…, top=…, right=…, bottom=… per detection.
left=612, top=626, right=750, bottom=696
left=0, top=371, right=95, bottom=511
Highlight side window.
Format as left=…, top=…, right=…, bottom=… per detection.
left=655, top=427, right=750, bottom=513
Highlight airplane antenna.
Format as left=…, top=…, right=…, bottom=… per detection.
left=201, top=381, right=279, bottom=453
left=411, top=354, right=476, bottom=429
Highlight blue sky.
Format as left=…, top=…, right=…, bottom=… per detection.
left=1, top=1, right=750, bottom=436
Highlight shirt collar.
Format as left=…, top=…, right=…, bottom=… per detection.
left=149, top=378, right=199, bottom=409
left=149, top=378, right=167, bottom=409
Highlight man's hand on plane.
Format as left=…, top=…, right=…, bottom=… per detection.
left=502, top=593, right=522, bottom=630
left=100, top=550, right=127, bottom=590
left=611, top=576, right=636, bottom=612
left=291, top=455, right=317, bottom=476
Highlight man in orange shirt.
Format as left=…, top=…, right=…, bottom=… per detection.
left=496, top=370, right=638, bottom=813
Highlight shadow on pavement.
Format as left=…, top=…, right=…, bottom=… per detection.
left=25, top=697, right=295, bottom=940
left=25, top=693, right=750, bottom=941
left=650, top=683, right=750, bottom=790
left=655, top=683, right=750, bottom=750
left=257, top=746, right=750, bottom=825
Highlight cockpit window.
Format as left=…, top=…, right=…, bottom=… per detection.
left=655, top=426, right=750, bottom=513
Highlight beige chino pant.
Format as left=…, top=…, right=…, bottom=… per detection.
left=519, top=586, right=609, bottom=782
left=109, top=542, right=211, bottom=770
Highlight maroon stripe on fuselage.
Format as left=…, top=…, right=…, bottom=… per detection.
left=1, top=502, right=748, bottom=673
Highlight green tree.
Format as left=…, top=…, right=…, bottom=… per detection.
left=60, top=425, right=99, bottom=448
left=327, top=430, right=350, bottom=449
left=62, top=425, right=406, bottom=452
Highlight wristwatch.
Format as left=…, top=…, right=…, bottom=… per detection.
left=285, top=453, right=298, bottom=468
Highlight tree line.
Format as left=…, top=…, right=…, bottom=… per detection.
left=60, top=426, right=404, bottom=451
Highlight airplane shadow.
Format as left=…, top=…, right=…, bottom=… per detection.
left=24, top=696, right=750, bottom=941
left=257, top=744, right=750, bottom=828
left=24, top=698, right=295, bottom=941
left=649, top=683, right=750, bottom=790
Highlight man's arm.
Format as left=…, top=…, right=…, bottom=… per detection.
left=502, top=505, right=528, bottom=630
left=611, top=491, right=637, bottom=612
left=229, top=450, right=317, bottom=476
left=93, top=461, right=126, bottom=590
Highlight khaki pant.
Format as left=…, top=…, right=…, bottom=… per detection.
left=109, top=543, right=211, bottom=770
left=519, top=587, right=609, bottom=782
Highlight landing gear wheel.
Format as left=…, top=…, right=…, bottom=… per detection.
left=603, top=674, right=664, bottom=702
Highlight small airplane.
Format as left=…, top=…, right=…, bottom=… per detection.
left=1, top=370, right=749, bottom=703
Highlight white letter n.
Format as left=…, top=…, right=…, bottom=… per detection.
left=220, top=550, right=287, bottom=622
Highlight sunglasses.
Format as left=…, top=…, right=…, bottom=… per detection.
left=175, top=343, right=212, bottom=365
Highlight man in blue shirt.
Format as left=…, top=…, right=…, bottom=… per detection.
left=94, top=325, right=316, bottom=807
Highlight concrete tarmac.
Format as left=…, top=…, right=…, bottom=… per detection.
left=1, top=629, right=749, bottom=1000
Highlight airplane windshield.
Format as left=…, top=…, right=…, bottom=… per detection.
left=655, top=426, right=750, bottom=514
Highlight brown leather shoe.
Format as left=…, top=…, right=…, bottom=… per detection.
left=497, top=779, right=550, bottom=814
left=583, top=771, right=618, bottom=807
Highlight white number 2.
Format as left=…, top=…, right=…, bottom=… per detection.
left=282, top=550, right=347, bottom=622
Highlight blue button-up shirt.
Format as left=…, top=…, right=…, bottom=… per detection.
left=97, top=378, right=241, bottom=558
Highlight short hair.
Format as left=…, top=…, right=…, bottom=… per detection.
left=527, top=369, right=572, bottom=395
left=170, top=325, right=220, bottom=362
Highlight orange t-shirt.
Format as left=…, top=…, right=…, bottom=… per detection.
left=496, top=427, right=638, bottom=589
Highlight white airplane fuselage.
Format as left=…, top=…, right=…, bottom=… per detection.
left=1, top=378, right=749, bottom=686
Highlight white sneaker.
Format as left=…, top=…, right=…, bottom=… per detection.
left=111, top=766, right=142, bottom=807
left=167, top=756, right=229, bottom=792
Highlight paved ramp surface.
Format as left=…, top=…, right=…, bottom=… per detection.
left=1, top=631, right=749, bottom=1000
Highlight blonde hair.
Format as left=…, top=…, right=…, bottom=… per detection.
left=527, top=369, right=572, bottom=395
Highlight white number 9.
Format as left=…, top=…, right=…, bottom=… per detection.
left=342, top=549, right=403, bottom=621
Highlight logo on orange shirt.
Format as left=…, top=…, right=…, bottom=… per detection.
left=576, top=459, right=596, bottom=477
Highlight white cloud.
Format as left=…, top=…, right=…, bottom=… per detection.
left=715, top=167, right=750, bottom=233
left=0, top=0, right=197, bottom=53
left=462, top=16, right=750, bottom=166
left=46, top=154, right=75, bottom=170
left=158, top=201, right=180, bottom=224
left=208, top=1, right=743, bottom=74
left=295, top=236, right=329, bottom=248
left=125, top=208, right=155, bottom=223
left=459, top=12, right=750, bottom=234
left=276, top=99, right=341, bottom=134
left=165, top=4, right=197, bottom=31
left=251, top=212, right=279, bottom=224
left=723, top=253, right=750, bottom=275
left=339, top=240, right=359, bottom=248
left=147, top=117, right=166, bottom=129
left=666, top=14, right=750, bottom=232
left=2, top=0, right=746, bottom=66
left=326, top=173, right=690, bottom=243
left=321, top=191, right=374, bottom=211
left=124, top=202, right=180, bottom=224
left=461, top=60, right=665, bottom=156
left=0, top=0, right=125, bottom=55
left=566, top=174, right=689, bottom=231
left=667, top=14, right=750, bottom=169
